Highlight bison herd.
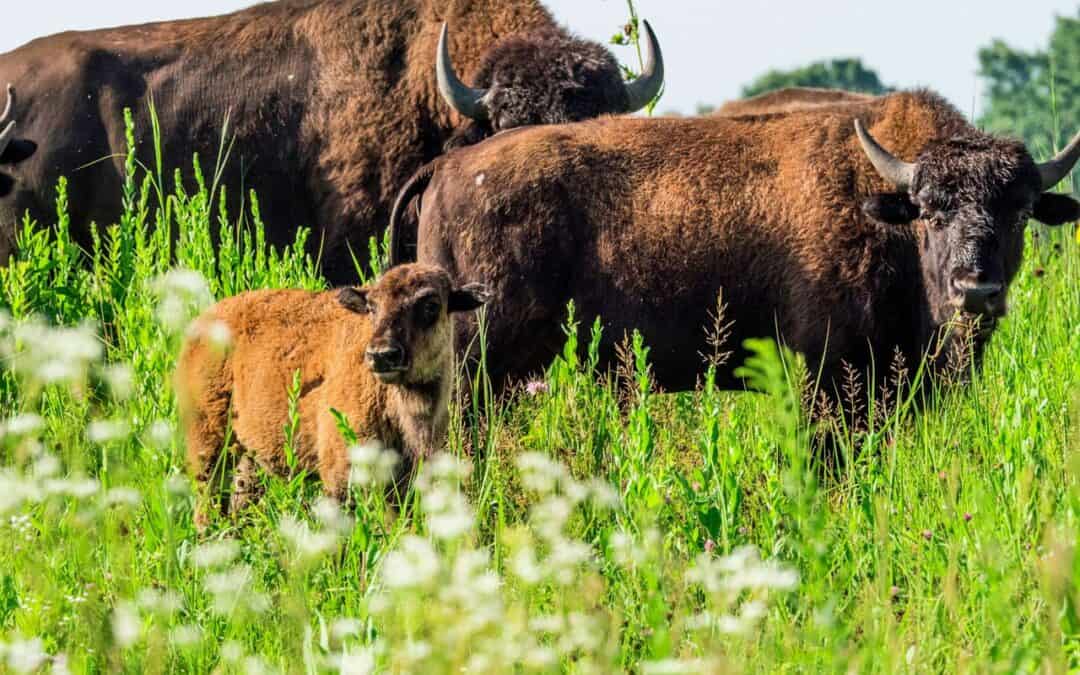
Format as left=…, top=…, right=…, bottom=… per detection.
left=1, top=1, right=1077, bottom=517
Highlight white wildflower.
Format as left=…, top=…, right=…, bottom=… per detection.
left=42, top=476, right=99, bottom=499
left=401, top=640, right=431, bottom=663
left=105, top=487, right=142, bottom=507
left=314, top=497, right=352, bottom=534
left=221, top=641, right=245, bottom=662
left=348, top=441, right=399, bottom=488
left=530, top=495, right=574, bottom=542
left=169, top=624, right=202, bottom=648
left=510, top=545, right=543, bottom=585
left=192, top=539, right=240, bottom=569
left=2, top=413, right=43, bottom=438
left=279, top=515, right=339, bottom=560
left=136, top=588, right=183, bottom=616
left=87, top=419, right=130, bottom=444
left=545, top=539, right=593, bottom=586
left=417, top=453, right=471, bottom=489
left=4, top=637, right=48, bottom=673
left=153, top=269, right=213, bottom=332
left=515, top=452, right=566, bottom=494
left=330, top=618, right=363, bottom=642
left=423, top=485, right=473, bottom=541
left=31, top=453, right=61, bottom=479
left=204, top=565, right=257, bottom=615
left=380, top=536, right=439, bottom=590
left=330, top=648, right=376, bottom=675
left=146, top=420, right=173, bottom=449
left=165, top=474, right=191, bottom=496
left=100, top=363, right=135, bottom=400
left=111, top=602, right=140, bottom=648
left=11, top=320, right=102, bottom=385
left=586, top=478, right=619, bottom=508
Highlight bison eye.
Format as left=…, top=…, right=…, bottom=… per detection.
left=418, top=299, right=441, bottom=326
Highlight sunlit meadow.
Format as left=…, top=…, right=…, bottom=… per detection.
left=1, top=76, right=1080, bottom=675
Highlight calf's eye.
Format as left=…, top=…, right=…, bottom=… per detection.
left=419, top=300, right=441, bottom=325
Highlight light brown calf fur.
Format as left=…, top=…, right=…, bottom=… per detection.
left=177, top=264, right=489, bottom=526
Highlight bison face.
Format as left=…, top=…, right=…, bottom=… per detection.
left=437, top=22, right=664, bottom=150
left=337, top=264, right=491, bottom=385
left=857, top=120, right=1080, bottom=325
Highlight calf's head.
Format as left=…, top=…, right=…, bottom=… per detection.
left=856, top=119, right=1080, bottom=323
left=438, top=21, right=664, bottom=148
left=337, top=264, right=491, bottom=385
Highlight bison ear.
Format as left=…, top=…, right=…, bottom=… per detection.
left=862, top=192, right=920, bottom=225
left=448, top=283, right=492, bottom=313
left=1032, top=192, right=1080, bottom=226
left=337, top=287, right=371, bottom=314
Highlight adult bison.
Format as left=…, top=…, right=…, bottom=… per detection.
left=0, top=0, right=663, bottom=283
left=397, top=90, right=1080, bottom=403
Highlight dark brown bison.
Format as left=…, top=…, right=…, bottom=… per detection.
left=0, top=0, right=663, bottom=283
left=396, top=90, right=1079, bottom=404
left=178, top=262, right=490, bottom=526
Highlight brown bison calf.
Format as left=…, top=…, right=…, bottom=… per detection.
left=177, top=264, right=490, bottom=526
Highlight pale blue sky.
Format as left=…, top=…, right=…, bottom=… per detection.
left=3, top=1, right=1076, bottom=117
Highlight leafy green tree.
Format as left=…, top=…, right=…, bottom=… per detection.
left=740, top=58, right=889, bottom=98
left=978, top=12, right=1080, bottom=156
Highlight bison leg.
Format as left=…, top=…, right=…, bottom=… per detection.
left=228, top=451, right=263, bottom=517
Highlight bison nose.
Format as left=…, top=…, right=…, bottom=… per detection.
left=952, top=275, right=1005, bottom=317
left=365, top=343, right=406, bottom=373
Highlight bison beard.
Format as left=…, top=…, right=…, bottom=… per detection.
left=0, top=0, right=661, bottom=283
left=408, top=89, right=1079, bottom=425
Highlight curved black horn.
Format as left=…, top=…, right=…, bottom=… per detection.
left=436, top=23, right=489, bottom=121
left=854, top=119, right=915, bottom=191
left=1037, top=130, right=1080, bottom=191
left=623, top=20, right=665, bottom=112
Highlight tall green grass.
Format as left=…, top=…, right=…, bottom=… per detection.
left=0, top=98, right=1078, bottom=673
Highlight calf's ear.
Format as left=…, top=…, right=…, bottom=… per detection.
left=449, top=283, right=493, bottom=313
left=337, top=287, right=371, bottom=314
left=862, top=192, right=920, bottom=225
left=1032, top=192, right=1080, bottom=226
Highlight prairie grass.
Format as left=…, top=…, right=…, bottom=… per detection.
left=0, top=102, right=1078, bottom=674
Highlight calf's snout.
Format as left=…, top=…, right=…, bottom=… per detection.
left=365, top=341, right=407, bottom=375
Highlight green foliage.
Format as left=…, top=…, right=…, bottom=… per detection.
left=979, top=12, right=1080, bottom=157
left=741, top=58, right=890, bottom=98
left=1, top=51, right=1080, bottom=675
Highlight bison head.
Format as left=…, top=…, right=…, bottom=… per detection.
left=856, top=119, right=1080, bottom=325
left=337, top=264, right=491, bottom=385
left=437, top=21, right=664, bottom=149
